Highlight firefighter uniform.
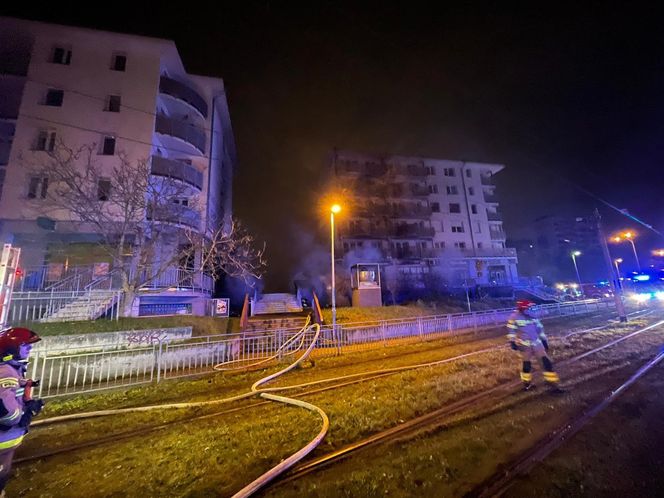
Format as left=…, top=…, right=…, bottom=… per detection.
left=506, top=303, right=560, bottom=388
left=0, top=328, right=43, bottom=493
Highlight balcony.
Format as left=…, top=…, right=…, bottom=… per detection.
left=487, top=211, right=503, bottom=221
left=489, top=229, right=506, bottom=240
left=483, top=192, right=499, bottom=203
left=395, top=204, right=432, bottom=218
left=146, top=204, right=201, bottom=230
left=409, top=183, right=429, bottom=196
left=392, top=224, right=435, bottom=238
left=426, top=247, right=517, bottom=258
left=155, top=114, right=206, bottom=155
left=159, top=76, right=208, bottom=118
left=150, top=156, right=204, bottom=190
left=342, top=226, right=388, bottom=238
left=407, top=164, right=428, bottom=176
left=481, top=174, right=494, bottom=186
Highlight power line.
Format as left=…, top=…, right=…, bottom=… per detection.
left=19, top=113, right=223, bottom=160
left=24, top=77, right=224, bottom=138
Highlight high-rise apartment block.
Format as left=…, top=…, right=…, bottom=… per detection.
left=0, top=17, right=236, bottom=315
left=331, top=150, right=518, bottom=291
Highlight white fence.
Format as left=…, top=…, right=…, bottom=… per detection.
left=29, top=299, right=613, bottom=398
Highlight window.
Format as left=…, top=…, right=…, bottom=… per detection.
left=434, top=241, right=445, bottom=249
left=101, top=136, right=116, bottom=155
left=0, top=168, right=5, bottom=200
left=446, top=185, right=458, bottom=195
left=431, top=202, right=440, bottom=213
left=475, top=222, right=482, bottom=233
left=111, top=53, right=127, bottom=71
left=51, top=46, right=72, bottom=65
left=452, top=225, right=465, bottom=233
left=97, top=179, right=111, bottom=201
left=468, top=187, right=475, bottom=196
left=172, top=198, right=189, bottom=207
left=443, top=167, right=456, bottom=177
left=35, top=130, right=56, bottom=152
left=471, top=204, right=478, bottom=214
left=44, top=89, right=64, bottom=107
left=449, top=203, right=461, bottom=213
left=428, top=184, right=438, bottom=194
left=454, top=242, right=467, bottom=249
left=105, top=95, right=121, bottom=112
left=426, top=166, right=436, bottom=175
left=477, top=242, right=483, bottom=249
left=466, top=169, right=472, bottom=178
left=27, top=176, right=48, bottom=199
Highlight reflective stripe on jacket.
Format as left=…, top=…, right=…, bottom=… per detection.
left=0, top=363, right=26, bottom=452
left=506, top=310, right=547, bottom=347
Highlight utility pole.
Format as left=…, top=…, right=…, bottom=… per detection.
left=595, top=209, right=627, bottom=322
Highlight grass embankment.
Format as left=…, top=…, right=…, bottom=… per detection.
left=9, top=310, right=661, bottom=497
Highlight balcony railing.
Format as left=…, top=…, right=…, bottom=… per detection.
left=487, top=211, right=503, bottom=221
left=137, top=266, right=213, bottom=294
left=159, top=76, right=208, bottom=118
left=409, top=183, right=429, bottom=196
left=342, top=226, right=388, bottom=238
left=481, top=175, right=494, bottom=186
left=150, top=156, right=204, bottom=190
left=146, top=204, right=201, bottom=229
left=155, top=114, right=206, bottom=154
left=424, top=247, right=517, bottom=258
left=483, top=192, right=499, bottom=203
left=392, top=225, right=435, bottom=238
left=490, top=229, right=506, bottom=240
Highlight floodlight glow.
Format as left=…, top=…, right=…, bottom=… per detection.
left=634, top=274, right=651, bottom=281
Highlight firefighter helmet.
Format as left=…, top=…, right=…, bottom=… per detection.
left=516, top=299, right=535, bottom=311
left=0, top=327, right=41, bottom=361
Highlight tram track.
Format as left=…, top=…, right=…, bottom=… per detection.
left=262, top=318, right=664, bottom=494
left=16, top=311, right=657, bottom=468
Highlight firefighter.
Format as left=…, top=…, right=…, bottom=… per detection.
left=507, top=300, right=562, bottom=391
left=0, top=327, right=43, bottom=494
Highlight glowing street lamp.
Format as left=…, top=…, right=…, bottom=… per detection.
left=653, top=249, right=664, bottom=257
left=571, top=251, right=583, bottom=295
left=612, top=231, right=641, bottom=270
left=330, top=204, right=341, bottom=339
left=614, top=258, right=623, bottom=290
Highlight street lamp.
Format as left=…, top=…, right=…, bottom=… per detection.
left=653, top=249, right=664, bottom=257
left=612, top=232, right=641, bottom=270
left=330, top=204, right=341, bottom=341
left=571, top=251, right=583, bottom=295
left=614, top=258, right=623, bottom=290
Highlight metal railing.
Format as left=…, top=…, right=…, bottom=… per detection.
left=29, top=299, right=612, bottom=398
left=8, top=290, right=122, bottom=324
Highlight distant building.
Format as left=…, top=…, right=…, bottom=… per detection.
left=330, top=149, right=519, bottom=297
left=526, top=215, right=603, bottom=283
left=0, top=17, right=237, bottom=315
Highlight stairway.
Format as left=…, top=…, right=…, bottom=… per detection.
left=243, top=315, right=310, bottom=334
left=251, top=293, right=303, bottom=315
left=514, top=285, right=562, bottom=303
left=40, top=291, right=119, bottom=322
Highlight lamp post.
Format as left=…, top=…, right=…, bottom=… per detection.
left=613, top=232, right=641, bottom=271
left=614, top=258, right=623, bottom=290
left=330, top=204, right=341, bottom=344
left=571, top=251, right=583, bottom=295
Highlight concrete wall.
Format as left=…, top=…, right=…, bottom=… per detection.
left=33, top=326, right=193, bottom=354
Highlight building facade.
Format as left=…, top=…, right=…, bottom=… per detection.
left=331, top=150, right=518, bottom=294
left=0, top=17, right=236, bottom=315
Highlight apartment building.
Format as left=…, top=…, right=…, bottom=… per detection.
left=0, top=17, right=236, bottom=315
left=331, top=150, right=518, bottom=291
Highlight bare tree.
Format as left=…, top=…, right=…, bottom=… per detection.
left=24, top=140, right=266, bottom=316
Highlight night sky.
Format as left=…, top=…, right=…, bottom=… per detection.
left=3, top=3, right=663, bottom=288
